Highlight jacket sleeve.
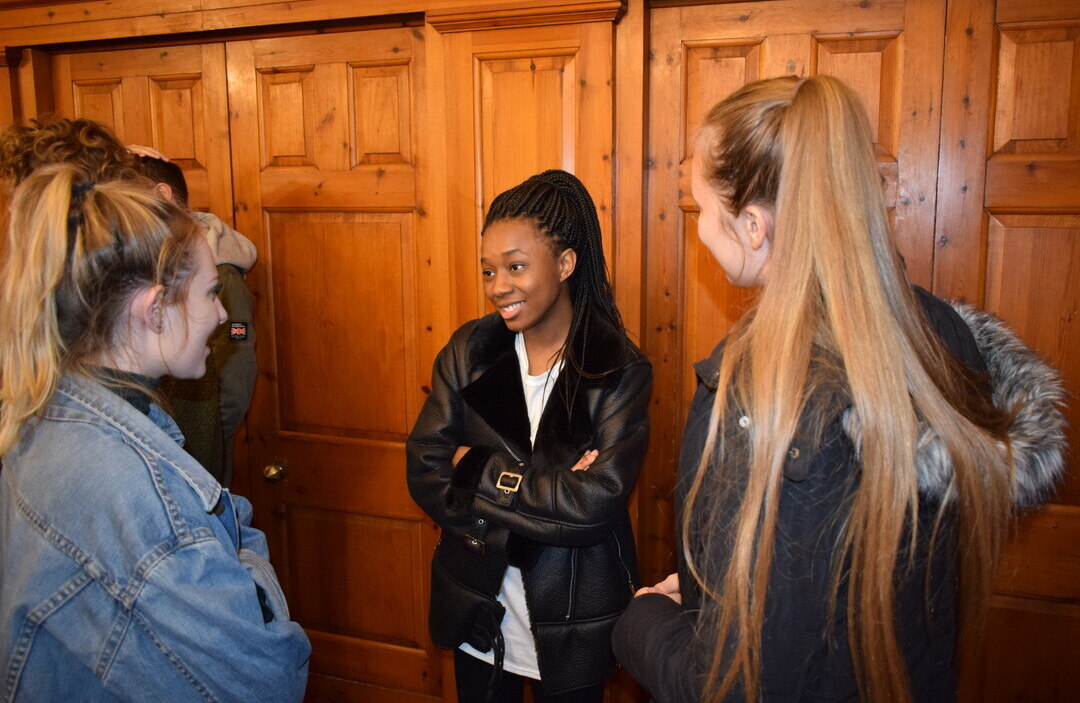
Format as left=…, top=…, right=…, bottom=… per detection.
left=612, top=594, right=707, bottom=703
left=463, top=360, right=652, bottom=547
left=132, top=529, right=311, bottom=703
left=213, top=263, right=257, bottom=443
left=406, top=336, right=475, bottom=529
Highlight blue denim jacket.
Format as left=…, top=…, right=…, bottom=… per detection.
left=0, top=374, right=310, bottom=702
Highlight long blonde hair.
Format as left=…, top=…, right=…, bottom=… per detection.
left=684, top=75, right=1013, bottom=702
left=0, top=164, right=201, bottom=455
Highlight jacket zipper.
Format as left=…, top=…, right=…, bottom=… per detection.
left=614, top=533, right=635, bottom=595
left=565, top=548, right=577, bottom=620
left=497, top=436, right=523, bottom=464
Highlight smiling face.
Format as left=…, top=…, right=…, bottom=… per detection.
left=157, top=238, right=227, bottom=379
left=480, top=218, right=575, bottom=338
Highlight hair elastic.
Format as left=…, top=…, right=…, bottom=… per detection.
left=71, top=182, right=93, bottom=202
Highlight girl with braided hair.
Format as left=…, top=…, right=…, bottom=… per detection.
left=408, top=170, right=651, bottom=701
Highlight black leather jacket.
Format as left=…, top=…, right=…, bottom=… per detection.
left=407, top=312, right=651, bottom=694
left=612, top=288, right=1067, bottom=702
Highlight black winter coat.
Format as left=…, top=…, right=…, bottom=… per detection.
left=408, top=312, right=652, bottom=694
left=612, top=289, right=1067, bottom=702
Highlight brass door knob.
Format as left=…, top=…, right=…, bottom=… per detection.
left=263, top=461, right=287, bottom=482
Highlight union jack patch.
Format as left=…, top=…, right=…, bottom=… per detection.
left=229, top=322, right=249, bottom=342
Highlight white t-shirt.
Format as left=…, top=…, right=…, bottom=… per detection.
left=458, top=333, right=561, bottom=679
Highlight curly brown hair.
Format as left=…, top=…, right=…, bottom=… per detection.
left=0, top=116, right=141, bottom=187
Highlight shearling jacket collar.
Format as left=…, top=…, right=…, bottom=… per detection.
left=463, top=311, right=639, bottom=377
left=459, top=313, right=643, bottom=460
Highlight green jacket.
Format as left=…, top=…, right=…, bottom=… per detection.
left=162, top=212, right=257, bottom=486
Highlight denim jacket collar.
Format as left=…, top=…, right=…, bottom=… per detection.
left=54, top=373, right=222, bottom=512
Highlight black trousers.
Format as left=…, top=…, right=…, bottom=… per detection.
left=453, top=649, right=605, bottom=703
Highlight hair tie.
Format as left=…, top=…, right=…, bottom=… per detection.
left=71, top=182, right=93, bottom=202
left=68, top=182, right=93, bottom=239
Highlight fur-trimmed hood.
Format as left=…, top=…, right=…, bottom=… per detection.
left=845, top=302, right=1067, bottom=508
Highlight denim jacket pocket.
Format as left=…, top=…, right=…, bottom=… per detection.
left=238, top=548, right=291, bottom=622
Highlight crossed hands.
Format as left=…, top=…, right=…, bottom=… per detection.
left=635, top=572, right=681, bottom=604
left=452, top=446, right=599, bottom=472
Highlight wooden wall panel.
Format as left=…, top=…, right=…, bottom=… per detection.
left=0, top=52, right=14, bottom=127
left=286, top=507, right=427, bottom=648
left=983, top=23, right=1080, bottom=211
left=814, top=34, right=901, bottom=159
left=984, top=214, right=1080, bottom=503
left=149, top=76, right=202, bottom=164
left=610, top=10, right=649, bottom=703
left=939, top=2, right=1080, bottom=699
left=73, top=80, right=123, bottom=127
left=354, top=63, right=412, bottom=165
left=14, top=49, right=53, bottom=120
left=992, top=28, right=1078, bottom=155
left=995, top=506, right=1080, bottom=601
left=969, top=595, right=1080, bottom=702
left=999, top=0, right=1080, bottom=24
left=267, top=212, right=412, bottom=441
left=259, top=68, right=315, bottom=167
left=684, top=42, right=761, bottom=155
left=0, top=0, right=549, bottom=46
left=478, top=52, right=576, bottom=203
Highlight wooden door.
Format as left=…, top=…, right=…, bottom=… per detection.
left=642, top=0, right=946, bottom=583
left=224, top=26, right=454, bottom=702
left=935, top=0, right=1080, bottom=699
left=51, top=43, right=234, bottom=219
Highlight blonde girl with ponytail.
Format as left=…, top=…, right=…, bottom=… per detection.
left=0, top=164, right=310, bottom=701
left=613, top=75, right=1066, bottom=703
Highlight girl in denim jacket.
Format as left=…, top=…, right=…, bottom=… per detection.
left=0, top=164, right=310, bottom=702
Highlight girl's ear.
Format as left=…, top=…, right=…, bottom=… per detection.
left=154, top=182, right=174, bottom=203
left=558, top=248, right=578, bottom=283
left=132, top=285, right=166, bottom=334
left=742, top=205, right=774, bottom=251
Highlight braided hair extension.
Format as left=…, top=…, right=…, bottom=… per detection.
left=482, top=169, right=631, bottom=380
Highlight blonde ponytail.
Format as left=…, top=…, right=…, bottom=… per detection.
left=685, top=75, right=1013, bottom=703
left=0, top=164, right=201, bottom=455
left=0, top=166, right=79, bottom=453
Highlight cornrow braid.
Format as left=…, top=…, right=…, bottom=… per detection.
left=483, top=169, right=630, bottom=381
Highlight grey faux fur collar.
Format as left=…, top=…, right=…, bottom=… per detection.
left=845, top=303, right=1067, bottom=509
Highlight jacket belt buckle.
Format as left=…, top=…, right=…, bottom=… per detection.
left=496, top=471, right=523, bottom=493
